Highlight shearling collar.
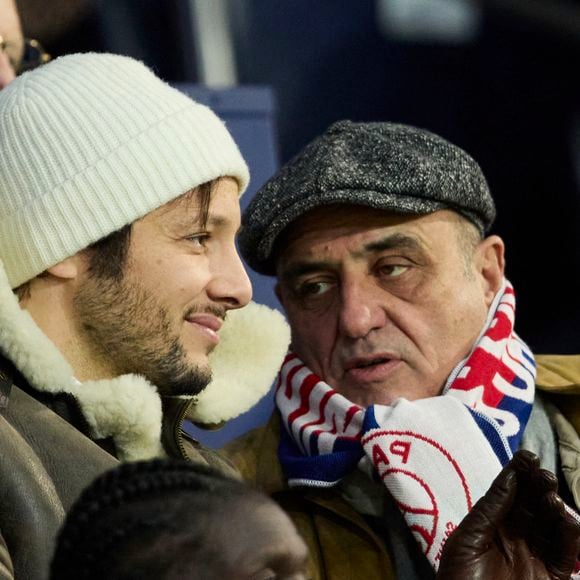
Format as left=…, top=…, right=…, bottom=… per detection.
left=0, top=261, right=290, bottom=461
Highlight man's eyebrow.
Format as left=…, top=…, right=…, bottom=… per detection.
left=358, top=233, right=423, bottom=256
left=280, top=261, right=335, bottom=283
left=206, top=215, right=229, bottom=228
left=207, top=215, right=244, bottom=236
left=171, top=214, right=230, bottom=230
left=281, top=233, right=424, bottom=282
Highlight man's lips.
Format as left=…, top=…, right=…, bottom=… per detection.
left=185, top=314, right=223, bottom=344
left=343, top=354, right=401, bottom=382
left=344, top=353, right=399, bottom=370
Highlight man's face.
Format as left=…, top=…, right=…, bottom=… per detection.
left=131, top=495, right=309, bottom=580
left=211, top=496, right=309, bottom=580
left=276, top=205, right=503, bottom=406
left=73, top=177, right=252, bottom=395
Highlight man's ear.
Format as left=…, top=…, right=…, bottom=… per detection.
left=475, top=235, right=505, bottom=307
left=45, top=255, right=82, bottom=280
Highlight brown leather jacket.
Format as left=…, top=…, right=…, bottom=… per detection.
left=0, top=355, right=237, bottom=580
left=0, top=364, right=117, bottom=580
left=224, top=355, right=580, bottom=580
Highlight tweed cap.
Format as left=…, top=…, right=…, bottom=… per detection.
left=240, top=120, right=495, bottom=275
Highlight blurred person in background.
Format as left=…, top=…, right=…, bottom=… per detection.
left=0, top=0, right=51, bottom=89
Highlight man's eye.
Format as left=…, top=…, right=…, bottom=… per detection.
left=186, top=233, right=210, bottom=247
left=377, top=264, right=408, bottom=278
left=296, top=281, right=333, bottom=297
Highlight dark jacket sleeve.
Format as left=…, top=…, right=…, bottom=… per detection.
left=0, top=415, right=65, bottom=580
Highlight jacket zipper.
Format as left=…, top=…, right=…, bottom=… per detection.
left=174, top=398, right=194, bottom=460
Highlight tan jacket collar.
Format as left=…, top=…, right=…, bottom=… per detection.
left=536, top=354, right=580, bottom=394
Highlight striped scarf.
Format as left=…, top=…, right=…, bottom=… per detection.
left=277, top=280, right=537, bottom=569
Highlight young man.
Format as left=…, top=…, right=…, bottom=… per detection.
left=0, top=53, right=288, bottom=580
left=228, top=121, right=580, bottom=579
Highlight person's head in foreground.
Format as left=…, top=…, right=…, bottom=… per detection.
left=50, top=459, right=309, bottom=580
left=240, top=120, right=503, bottom=406
left=0, top=52, right=253, bottom=400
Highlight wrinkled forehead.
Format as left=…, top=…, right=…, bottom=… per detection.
left=274, top=205, right=461, bottom=272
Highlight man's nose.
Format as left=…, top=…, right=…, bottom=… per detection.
left=338, top=279, right=386, bottom=339
left=209, top=247, right=253, bottom=310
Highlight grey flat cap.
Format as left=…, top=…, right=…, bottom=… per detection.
left=240, top=120, right=496, bottom=275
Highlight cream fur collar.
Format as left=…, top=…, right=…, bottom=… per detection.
left=0, top=261, right=290, bottom=461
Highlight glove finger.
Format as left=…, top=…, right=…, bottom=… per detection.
left=453, top=465, right=518, bottom=550
left=539, top=494, right=580, bottom=580
left=509, top=452, right=557, bottom=535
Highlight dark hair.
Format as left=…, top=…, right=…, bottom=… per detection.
left=452, top=213, right=484, bottom=278
left=50, top=458, right=260, bottom=580
left=85, top=224, right=133, bottom=281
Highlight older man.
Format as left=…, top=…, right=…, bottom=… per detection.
left=0, top=53, right=289, bottom=580
left=228, top=121, right=580, bottom=579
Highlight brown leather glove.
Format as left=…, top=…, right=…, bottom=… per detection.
left=436, top=450, right=580, bottom=580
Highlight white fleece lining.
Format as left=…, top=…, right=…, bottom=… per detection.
left=191, top=302, right=291, bottom=424
left=0, top=260, right=290, bottom=459
left=0, top=261, right=163, bottom=461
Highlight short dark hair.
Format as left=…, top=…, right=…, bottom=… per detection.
left=50, top=458, right=262, bottom=580
left=452, top=213, right=483, bottom=277
left=85, top=224, right=132, bottom=281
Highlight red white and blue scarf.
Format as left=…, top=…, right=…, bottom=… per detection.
left=276, top=280, right=537, bottom=568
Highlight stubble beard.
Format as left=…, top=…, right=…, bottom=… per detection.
left=73, top=273, right=212, bottom=397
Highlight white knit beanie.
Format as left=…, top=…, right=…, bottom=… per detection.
left=0, top=53, right=249, bottom=289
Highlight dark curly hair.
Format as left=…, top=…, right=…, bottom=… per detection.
left=50, top=458, right=262, bottom=580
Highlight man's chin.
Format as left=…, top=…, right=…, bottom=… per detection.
left=184, top=356, right=212, bottom=378
left=154, top=357, right=212, bottom=398
left=340, top=380, right=411, bottom=407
